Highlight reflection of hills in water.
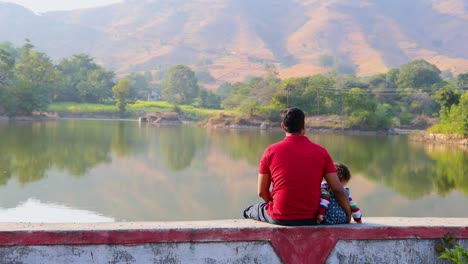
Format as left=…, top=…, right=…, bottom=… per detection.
left=319, top=133, right=468, bottom=197
left=0, top=120, right=467, bottom=221
left=349, top=177, right=468, bottom=217
left=0, top=198, right=114, bottom=223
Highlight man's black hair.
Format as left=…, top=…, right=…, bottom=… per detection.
left=281, top=107, right=305, bottom=133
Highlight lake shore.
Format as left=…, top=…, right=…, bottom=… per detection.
left=409, top=132, right=468, bottom=146
left=3, top=113, right=467, bottom=144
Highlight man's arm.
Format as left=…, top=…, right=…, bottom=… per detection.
left=324, top=172, right=351, bottom=223
left=257, top=173, right=272, bottom=203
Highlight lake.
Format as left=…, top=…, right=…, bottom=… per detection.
left=0, top=119, right=467, bottom=223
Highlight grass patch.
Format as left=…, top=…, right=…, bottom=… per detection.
left=127, top=101, right=174, bottom=112
left=48, top=102, right=117, bottom=114
left=178, top=105, right=226, bottom=121
left=48, top=101, right=229, bottom=121
left=428, top=123, right=465, bottom=136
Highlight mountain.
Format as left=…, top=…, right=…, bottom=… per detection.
left=1, top=0, right=468, bottom=86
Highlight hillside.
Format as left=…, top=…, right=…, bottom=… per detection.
left=1, top=0, right=468, bottom=86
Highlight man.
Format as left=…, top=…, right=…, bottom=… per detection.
left=243, top=107, right=351, bottom=226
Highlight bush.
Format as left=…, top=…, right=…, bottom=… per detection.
left=345, top=110, right=370, bottom=129
left=399, top=112, right=414, bottom=126
left=439, top=245, right=468, bottom=263
left=257, top=105, right=283, bottom=122
left=171, top=104, right=182, bottom=113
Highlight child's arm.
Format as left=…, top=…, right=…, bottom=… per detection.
left=349, top=193, right=362, bottom=223
left=317, top=185, right=330, bottom=223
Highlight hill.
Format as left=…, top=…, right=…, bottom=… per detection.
left=1, top=0, right=468, bottom=86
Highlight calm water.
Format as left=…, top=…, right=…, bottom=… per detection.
left=0, top=119, right=467, bottom=223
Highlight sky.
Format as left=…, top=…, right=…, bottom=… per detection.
left=2, top=0, right=123, bottom=13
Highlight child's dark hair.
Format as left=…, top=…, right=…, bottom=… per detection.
left=334, top=162, right=351, bottom=182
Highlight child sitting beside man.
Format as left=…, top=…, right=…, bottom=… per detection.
left=317, top=162, right=362, bottom=224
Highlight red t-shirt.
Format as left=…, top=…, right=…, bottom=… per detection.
left=259, top=135, right=336, bottom=220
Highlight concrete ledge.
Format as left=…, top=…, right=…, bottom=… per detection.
left=0, top=218, right=467, bottom=263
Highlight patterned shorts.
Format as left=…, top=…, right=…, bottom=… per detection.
left=324, top=193, right=348, bottom=225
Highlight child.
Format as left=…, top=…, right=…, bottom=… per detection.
left=317, top=162, right=362, bottom=224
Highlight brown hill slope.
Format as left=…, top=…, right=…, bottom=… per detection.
left=1, top=0, right=468, bottom=85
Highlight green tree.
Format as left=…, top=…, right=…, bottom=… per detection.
left=342, top=88, right=376, bottom=114
left=0, top=48, right=14, bottom=83
left=217, top=82, right=233, bottom=101
left=430, top=91, right=468, bottom=136
left=0, top=42, right=18, bottom=58
left=406, top=91, right=439, bottom=116
left=457, top=73, right=468, bottom=91
left=279, top=77, right=307, bottom=108
left=221, top=82, right=251, bottom=110
left=451, top=91, right=468, bottom=135
left=434, top=84, right=461, bottom=117
left=341, top=88, right=392, bottom=130
left=57, top=54, right=96, bottom=101
left=388, top=61, right=443, bottom=117
left=125, top=72, right=153, bottom=100
left=0, top=48, right=15, bottom=114
left=57, top=54, right=115, bottom=103
left=367, top=73, right=398, bottom=103
left=238, top=99, right=260, bottom=116
left=396, top=59, right=442, bottom=90
left=163, top=65, right=199, bottom=104
left=112, top=79, right=130, bottom=114
left=12, top=42, right=58, bottom=115
left=242, top=77, right=276, bottom=108
left=386, top=68, right=400, bottom=88
left=303, top=75, right=336, bottom=114
left=82, top=68, right=115, bottom=103
left=194, top=88, right=221, bottom=109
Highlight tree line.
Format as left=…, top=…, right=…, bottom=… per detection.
left=1, top=40, right=467, bottom=134
left=0, top=40, right=222, bottom=115
left=216, top=60, right=467, bottom=133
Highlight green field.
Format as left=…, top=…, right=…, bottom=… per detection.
left=48, top=101, right=227, bottom=121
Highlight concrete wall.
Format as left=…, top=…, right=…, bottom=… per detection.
left=0, top=218, right=467, bottom=264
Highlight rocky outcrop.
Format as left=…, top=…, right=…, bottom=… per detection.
left=139, top=112, right=182, bottom=125
left=410, top=132, right=468, bottom=146
left=426, top=133, right=468, bottom=145
left=205, top=113, right=272, bottom=130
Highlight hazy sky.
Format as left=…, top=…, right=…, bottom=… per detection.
left=2, top=0, right=123, bottom=13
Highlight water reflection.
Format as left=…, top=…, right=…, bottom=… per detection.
left=312, top=134, right=468, bottom=199
left=0, top=121, right=113, bottom=185
left=0, top=198, right=113, bottom=223
left=426, top=144, right=468, bottom=195
left=208, top=129, right=283, bottom=166
left=159, top=126, right=208, bottom=171
left=0, top=120, right=467, bottom=221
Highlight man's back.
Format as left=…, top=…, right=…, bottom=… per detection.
left=260, top=134, right=335, bottom=220
left=243, top=107, right=349, bottom=226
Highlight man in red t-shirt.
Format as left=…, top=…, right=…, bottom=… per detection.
left=243, top=107, right=351, bottom=226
